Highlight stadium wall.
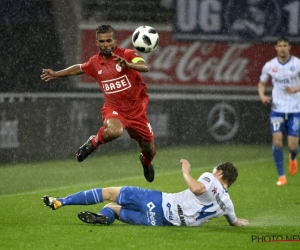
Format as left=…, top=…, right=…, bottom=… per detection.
left=0, top=93, right=270, bottom=163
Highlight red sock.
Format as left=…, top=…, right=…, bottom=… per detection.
left=141, top=148, right=156, bottom=167
left=92, top=126, right=105, bottom=147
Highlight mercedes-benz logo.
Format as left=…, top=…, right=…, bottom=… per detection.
left=207, top=103, right=239, bottom=142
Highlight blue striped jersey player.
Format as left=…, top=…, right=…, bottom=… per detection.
left=258, top=36, right=300, bottom=186
left=42, top=159, right=248, bottom=227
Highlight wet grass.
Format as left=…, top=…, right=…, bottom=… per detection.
left=0, top=144, right=299, bottom=250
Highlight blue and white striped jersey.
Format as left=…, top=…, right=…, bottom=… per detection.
left=162, top=172, right=237, bottom=227
left=260, top=56, right=300, bottom=113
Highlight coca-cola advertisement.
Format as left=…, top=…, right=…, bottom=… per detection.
left=80, top=28, right=300, bottom=88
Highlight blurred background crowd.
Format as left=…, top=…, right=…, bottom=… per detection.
left=0, top=0, right=173, bottom=92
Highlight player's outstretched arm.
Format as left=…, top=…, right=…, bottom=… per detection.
left=180, top=159, right=206, bottom=195
left=127, top=61, right=149, bottom=72
left=41, top=64, right=83, bottom=82
left=112, top=52, right=149, bottom=72
left=231, top=218, right=249, bottom=226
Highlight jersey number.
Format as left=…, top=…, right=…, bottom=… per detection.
left=272, top=122, right=281, bottom=131
left=196, top=203, right=216, bottom=220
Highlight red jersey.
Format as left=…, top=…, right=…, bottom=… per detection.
left=81, top=46, right=149, bottom=118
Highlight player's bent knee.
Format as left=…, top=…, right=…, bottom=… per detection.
left=105, top=127, right=123, bottom=139
left=104, top=202, right=121, bottom=215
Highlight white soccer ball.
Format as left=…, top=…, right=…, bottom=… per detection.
left=132, top=26, right=159, bottom=53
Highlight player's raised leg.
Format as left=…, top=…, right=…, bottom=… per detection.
left=42, top=187, right=122, bottom=210
left=139, top=140, right=156, bottom=182
left=76, top=135, right=97, bottom=162
left=42, top=196, right=62, bottom=210
left=128, top=114, right=156, bottom=182
left=76, top=117, right=123, bottom=162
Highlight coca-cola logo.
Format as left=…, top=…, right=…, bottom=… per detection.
left=82, top=29, right=284, bottom=86
left=119, top=36, right=250, bottom=85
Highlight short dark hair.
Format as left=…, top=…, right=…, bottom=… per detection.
left=215, top=162, right=238, bottom=188
left=96, top=24, right=116, bottom=39
left=276, top=36, right=290, bottom=45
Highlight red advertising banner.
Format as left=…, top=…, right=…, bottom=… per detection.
left=81, top=28, right=300, bottom=88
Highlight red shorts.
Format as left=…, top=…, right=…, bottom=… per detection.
left=101, top=106, right=154, bottom=143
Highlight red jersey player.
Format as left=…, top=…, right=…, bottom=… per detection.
left=41, top=25, right=156, bottom=182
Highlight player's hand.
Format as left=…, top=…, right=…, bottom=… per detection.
left=285, top=86, right=298, bottom=93
left=260, top=95, right=272, bottom=105
left=112, top=52, right=128, bottom=68
left=233, top=218, right=249, bottom=226
left=180, top=159, right=191, bottom=174
left=41, top=69, right=58, bottom=82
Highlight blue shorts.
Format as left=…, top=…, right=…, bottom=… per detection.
left=270, top=111, right=300, bottom=136
left=116, top=186, right=172, bottom=226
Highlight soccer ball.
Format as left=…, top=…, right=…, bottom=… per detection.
left=132, top=26, right=159, bottom=53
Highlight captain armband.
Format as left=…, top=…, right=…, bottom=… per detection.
left=132, top=57, right=145, bottom=64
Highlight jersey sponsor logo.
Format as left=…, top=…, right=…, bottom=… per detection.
left=177, top=204, right=186, bottom=226
left=147, top=202, right=157, bottom=226
left=112, top=111, right=118, bottom=115
left=272, top=67, right=278, bottom=73
left=101, top=75, right=131, bottom=94
left=166, top=203, right=173, bottom=221
left=276, top=78, right=290, bottom=84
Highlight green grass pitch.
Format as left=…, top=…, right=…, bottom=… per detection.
left=0, top=144, right=299, bottom=249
